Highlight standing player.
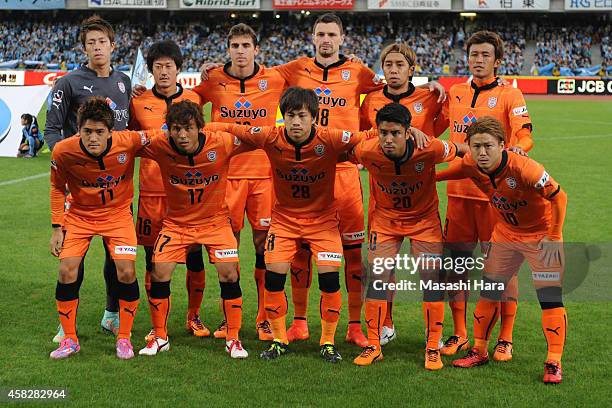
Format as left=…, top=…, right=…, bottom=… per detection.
left=445, top=117, right=567, bottom=384
left=49, top=98, right=144, bottom=360
left=129, top=40, right=210, bottom=340
left=207, top=87, right=374, bottom=362
left=439, top=31, right=534, bottom=359
left=192, top=24, right=286, bottom=341
left=45, top=15, right=132, bottom=341
left=349, top=103, right=464, bottom=370
left=359, top=43, right=449, bottom=344
left=273, top=13, right=384, bottom=346
left=137, top=101, right=251, bottom=359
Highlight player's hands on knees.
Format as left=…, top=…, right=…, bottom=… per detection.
left=132, top=84, right=146, bottom=98
left=409, top=127, right=431, bottom=149
left=508, top=146, right=528, bottom=156
left=50, top=228, right=64, bottom=257
left=427, top=80, right=447, bottom=103
left=200, top=62, right=222, bottom=81
left=538, top=236, right=563, bottom=268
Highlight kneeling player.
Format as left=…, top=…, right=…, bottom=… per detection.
left=348, top=103, right=464, bottom=370
left=137, top=101, right=252, bottom=359
left=207, top=87, right=372, bottom=363
left=444, top=117, right=567, bottom=384
left=49, top=98, right=145, bottom=360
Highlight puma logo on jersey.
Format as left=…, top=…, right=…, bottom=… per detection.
left=83, top=85, right=94, bottom=93
left=144, top=106, right=153, bottom=112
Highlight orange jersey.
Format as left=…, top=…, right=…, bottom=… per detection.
left=275, top=56, right=383, bottom=169
left=50, top=130, right=151, bottom=226
left=129, top=84, right=202, bottom=197
left=138, top=130, right=254, bottom=226
left=359, top=84, right=449, bottom=137
left=447, top=78, right=532, bottom=201
left=193, top=63, right=286, bottom=179
left=209, top=123, right=369, bottom=217
left=457, top=151, right=563, bottom=238
left=350, top=137, right=457, bottom=221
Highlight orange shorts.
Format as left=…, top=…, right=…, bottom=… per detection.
left=136, top=195, right=167, bottom=247
left=265, top=209, right=343, bottom=267
left=334, top=166, right=365, bottom=245
left=153, top=215, right=238, bottom=264
left=368, top=213, right=443, bottom=262
left=60, top=209, right=137, bottom=260
left=484, top=226, right=564, bottom=285
left=444, top=196, right=496, bottom=250
left=226, top=178, right=273, bottom=233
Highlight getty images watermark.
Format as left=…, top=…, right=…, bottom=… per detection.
left=369, top=253, right=505, bottom=292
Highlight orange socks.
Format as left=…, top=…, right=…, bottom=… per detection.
left=118, top=299, right=139, bottom=340
left=57, top=299, right=79, bottom=342
left=265, top=289, right=288, bottom=343
left=423, top=301, right=445, bottom=349
left=542, top=307, right=567, bottom=362
left=365, top=299, right=386, bottom=347
left=449, top=300, right=468, bottom=338
left=320, top=291, right=342, bottom=345
left=254, top=265, right=266, bottom=323
left=472, top=298, right=500, bottom=354
left=499, top=275, right=519, bottom=342
left=149, top=281, right=171, bottom=339
left=290, top=247, right=312, bottom=320
left=344, top=246, right=363, bottom=324
left=223, top=297, right=243, bottom=340
left=186, top=270, right=205, bottom=320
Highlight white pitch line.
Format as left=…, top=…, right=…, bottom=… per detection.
left=0, top=172, right=49, bottom=187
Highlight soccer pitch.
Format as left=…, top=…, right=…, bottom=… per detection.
left=1, top=98, right=611, bottom=406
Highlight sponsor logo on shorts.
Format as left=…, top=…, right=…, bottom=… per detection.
left=532, top=272, right=561, bottom=281
left=342, top=231, right=365, bottom=241
left=215, top=249, right=238, bottom=259
left=259, top=218, right=271, bottom=227
left=535, top=171, right=550, bottom=189
left=115, top=246, right=137, bottom=255
left=51, top=160, right=58, bottom=170
left=318, top=252, right=342, bottom=262
left=233, top=136, right=241, bottom=146
left=512, top=105, right=528, bottom=116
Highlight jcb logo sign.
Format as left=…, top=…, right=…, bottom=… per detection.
left=557, top=79, right=575, bottom=94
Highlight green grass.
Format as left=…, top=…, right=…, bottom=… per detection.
left=1, top=99, right=611, bottom=406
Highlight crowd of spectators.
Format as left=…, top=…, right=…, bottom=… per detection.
left=0, top=14, right=610, bottom=76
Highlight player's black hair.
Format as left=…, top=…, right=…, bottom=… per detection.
left=147, top=40, right=183, bottom=72
left=21, top=113, right=33, bottom=126
left=79, top=15, right=115, bottom=46
left=77, top=96, right=114, bottom=130
left=313, top=13, right=344, bottom=35
left=375, top=103, right=412, bottom=129
left=279, top=87, right=319, bottom=119
left=166, top=100, right=204, bottom=130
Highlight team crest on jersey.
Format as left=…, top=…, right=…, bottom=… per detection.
left=506, top=177, right=517, bottom=189
left=207, top=150, right=217, bottom=162
left=258, top=79, right=268, bottom=91
left=415, top=161, right=425, bottom=173
left=341, top=130, right=352, bottom=144
left=413, top=102, right=424, bottom=114
left=341, top=70, right=351, bottom=81
left=314, top=144, right=325, bottom=156
left=488, top=97, right=497, bottom=108
left=117, top=153, right=127, bottom=164
left=118, top=82, right=126, bottom=94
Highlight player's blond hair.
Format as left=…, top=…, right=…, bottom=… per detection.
left=380, top=43, right=416, bottom=67
left=466, top=116, right=505, bottom=144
